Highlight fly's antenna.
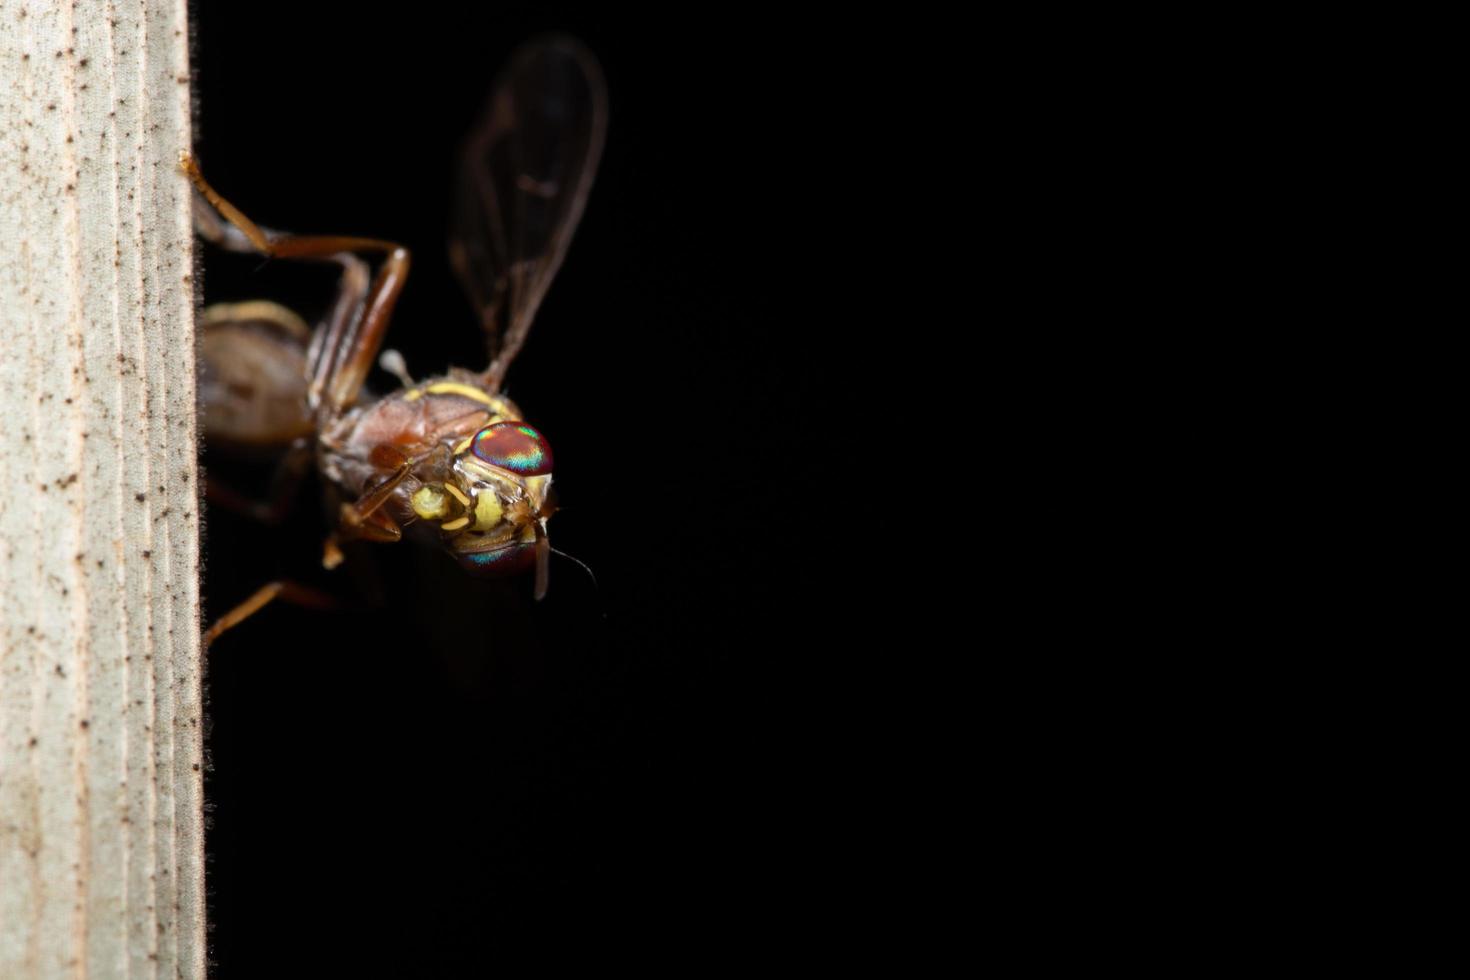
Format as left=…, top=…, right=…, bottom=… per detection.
left=549, top=543, right=606, bottom=622
left=550, top=545, right=599, bottom=591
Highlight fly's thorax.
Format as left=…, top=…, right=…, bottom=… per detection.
left=317, top=375, right=522, bottom=495
left=398, top=378, right=522, bottom=427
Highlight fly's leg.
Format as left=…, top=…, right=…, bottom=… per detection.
left=310, top=256, right=372, bottom=398
left=312, top=242, right=409, bottom=416
left=196, top=192, right=373, bottom=376
left=205, top=438, right=314, bottom=526
left=203, top=580, right=341, bottom=651
left=340, top=509, right=403, bottom=543
left=203, top=480, right=398, bottom=646
left=187, top=155, right=412, bottom=649
left=336, top=458, right=415, bottom=543
left=182, top=153, right=411, bottom=417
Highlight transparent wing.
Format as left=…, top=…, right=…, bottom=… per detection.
left=449, top=36, right=608, bottom=390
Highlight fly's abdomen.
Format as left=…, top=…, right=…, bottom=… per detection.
left=199, top=301, right=314, bottom=447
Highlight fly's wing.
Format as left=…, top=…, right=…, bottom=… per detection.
left=449, top=36, right=608, bottom=391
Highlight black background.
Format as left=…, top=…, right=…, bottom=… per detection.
left=195, top=2, right=874, bottom=971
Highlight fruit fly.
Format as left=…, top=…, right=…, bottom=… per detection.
left=191, top=37, right=606, bottom=645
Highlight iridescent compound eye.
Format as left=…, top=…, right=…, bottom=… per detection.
left=470, top=421, right=554, bottom=476
left=455, top=539, right=538, bottom=576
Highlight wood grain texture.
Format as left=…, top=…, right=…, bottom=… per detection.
left=0, top=1, right=202, bottom=976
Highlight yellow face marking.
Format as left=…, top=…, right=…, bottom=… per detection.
left=411, top=485, right=449, bottom=521
left=472, top=491, right=503, bottom=531
left=423, top=382, right=496, bottom=406
left=403, top=388, right=424, bottom=401
left=453, top=436, right=473, bottom=455
left=441, top=516, right=471, bottom=532
left=443, top=483, right=471, bottom=507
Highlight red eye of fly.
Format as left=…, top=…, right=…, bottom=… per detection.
left=470, top=421, right=554, bottom=476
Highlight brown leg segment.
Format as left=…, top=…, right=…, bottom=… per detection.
left=203, top=580, right=341, bottom=651
left=196, top=198, right=373, bottom=393
left=205, top=438, right=314, bottom=526
left=315, top=247, right=410, bottom=415
left=309, top=254, right=372, bottom=392
left=182, top=153, right=411, bottom=417
left=335, top=462, right=414, bottom=543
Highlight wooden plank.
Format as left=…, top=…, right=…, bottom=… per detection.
left=0, top=1, right=203, bottom=975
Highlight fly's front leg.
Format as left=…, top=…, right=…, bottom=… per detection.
left=336, top=458, right=415, bottom=544
left=182, top=153, right=411, bottom=417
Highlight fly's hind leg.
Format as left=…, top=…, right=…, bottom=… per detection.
left=203, top=580, right=341, bottom=651
left=193, top=190, right=373, bottom=394
left=194, top=188, right=373, bottom=367
left=182, top=153, right=410, bottom=417
left=205, top=438, right=314, bottom=526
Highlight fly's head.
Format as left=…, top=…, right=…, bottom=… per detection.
left=408, top=420, right=557, bottom=595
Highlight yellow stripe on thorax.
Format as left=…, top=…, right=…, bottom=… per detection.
left=427, top=382, right=495, bottom=405
left=403, top=382, right=495, bottom=405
